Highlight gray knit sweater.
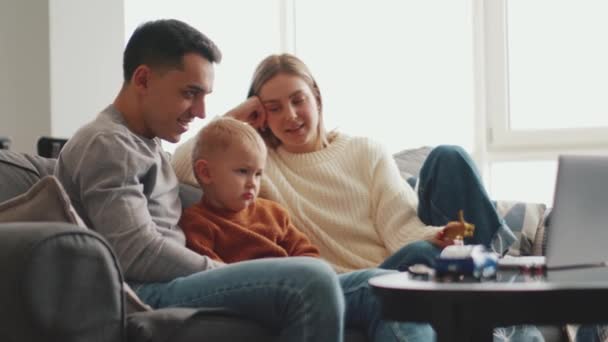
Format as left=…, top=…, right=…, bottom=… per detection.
left=55, top=105, right=221, bottom=282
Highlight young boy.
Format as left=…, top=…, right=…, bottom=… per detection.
left=179, top=117, right=439, bottom=341
left=180, top=117, right=320, bottom=262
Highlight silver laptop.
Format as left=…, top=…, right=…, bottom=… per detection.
left=499, top=155, right=608, bottom=279
left=545, top=155, right=608, bottom=269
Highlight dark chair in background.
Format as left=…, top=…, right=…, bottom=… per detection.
left=37, top=136, right=68, bottom=158
left=0, top=136, right=10, bottom=150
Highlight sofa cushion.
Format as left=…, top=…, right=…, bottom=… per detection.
left=0, top=176, right=86, bottom=226
left=532, top=210, right=551, bottom=257
left=393, top=146, right=433, bottom=180
left=493, top=200, right=547, bottom=256
left=0, top=150, right=56, bottom=202
left=0, top=150, right=42, bottom=202
left=179, top=183, right=203, bottom=209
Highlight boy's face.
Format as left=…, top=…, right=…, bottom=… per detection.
left=199, top=142, right=266, bottom=213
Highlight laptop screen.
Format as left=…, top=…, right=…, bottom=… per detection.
left=546, top=155, right=608, bottom=268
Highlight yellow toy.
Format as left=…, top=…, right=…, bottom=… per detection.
left=443, top=210, right=475, bottom=242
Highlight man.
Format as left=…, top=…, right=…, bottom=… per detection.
left=55, top=19, right=345, bottom=342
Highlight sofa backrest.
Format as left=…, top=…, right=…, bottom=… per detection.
left=0, top=150, right=204, bottom=211
left=0, top=151, right=55, bottom=203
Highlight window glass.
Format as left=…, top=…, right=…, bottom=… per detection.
left=295, top=0, right=474, bottom=152
left=489, top=160, right=558, bottom=205
left=507, top=0, right=608, bottom=131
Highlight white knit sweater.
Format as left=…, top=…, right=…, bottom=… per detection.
left=172, top=132, right=442, bottom=273
left=260, top=133, right=442, bottom=272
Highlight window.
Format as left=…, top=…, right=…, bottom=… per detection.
left=479, top=0, right=608, bottom=204
left=294, top=0, right=475, bottom=153
left=125, top=0, right=475, bottom=157
left=483, top=0, right=608, bottom=151
left=125, top=1, right=586, bottom=204
left=489, top=160, right=557, bottom=205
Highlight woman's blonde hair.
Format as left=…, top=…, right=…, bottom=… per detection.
left=247, top=53, right=334, bottom=149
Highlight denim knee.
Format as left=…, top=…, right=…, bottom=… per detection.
left=427, top=145, right=468, bottom=165
left=402, top=240, right=438, bottom=256
left=420, top=145, right=473, bottom=187
left=286, top=257, right=340, bottom=285
left=287, top=257, right=345, bottom=307
left=380, top=241, right=441, bottom=270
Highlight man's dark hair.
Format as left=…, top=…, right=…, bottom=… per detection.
left=123, top=19, right=222, bottom=82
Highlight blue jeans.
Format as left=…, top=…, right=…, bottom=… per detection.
left=339, top=268, right=434, bottom=341
left=417, top=145, right=515, bottom=249
left=576, top=325, right=608, bottom=342
left=134, top=257, right=435, bottom=342
left=380, top=146, right=542, bottom=342
left=381, top=145, right=517, bottom=270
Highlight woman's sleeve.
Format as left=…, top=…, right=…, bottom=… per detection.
left=171, top=135, right=199, bottom=187
left=368, top=142, right=443, bottom=254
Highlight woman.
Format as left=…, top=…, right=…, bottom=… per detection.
left=173, top=53, right=516, bottom=273
left=172, top=53, right=544, bottom=342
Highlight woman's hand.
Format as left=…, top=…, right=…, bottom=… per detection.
left=224, top=96, right=267, bottom=130
left=429, top=221, right=469, bottom=249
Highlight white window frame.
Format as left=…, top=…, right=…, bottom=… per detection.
left=475, top=0, right=608, bottom=160
left=279, top=0, right=296, bottom=54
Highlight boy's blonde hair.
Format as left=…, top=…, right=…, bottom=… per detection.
left=191, top=117, right=267, bottom=176
left=247, top=53, right=336, bottom=149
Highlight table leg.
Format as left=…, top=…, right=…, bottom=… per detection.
left=433, top=304, right=494, bottom=342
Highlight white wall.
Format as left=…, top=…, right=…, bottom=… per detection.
left=0, top=0, right=125, bottom=154
left=49, top=0, right=124, bottom=141
left=0, top=0, right=51, bottom=154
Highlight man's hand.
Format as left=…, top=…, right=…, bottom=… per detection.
left=224, top=96, right=267, bottom=130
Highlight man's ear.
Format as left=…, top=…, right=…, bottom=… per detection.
left=194, top=159, right=213, bottom=185
left=131, top=65, right=152, bottom=92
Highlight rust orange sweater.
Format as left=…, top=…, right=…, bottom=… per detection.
left=180, top=198, right=320, bottom=263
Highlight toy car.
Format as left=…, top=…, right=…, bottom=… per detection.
left=435, top=244, right=498, bottom=279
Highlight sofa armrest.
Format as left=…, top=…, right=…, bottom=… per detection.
left=0, top=222, right=125, bottom=342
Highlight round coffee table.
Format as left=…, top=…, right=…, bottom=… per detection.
left=370, top=269, right=608, bottom=342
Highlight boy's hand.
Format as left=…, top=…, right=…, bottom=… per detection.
left=225, top=97, right=267, bottom=130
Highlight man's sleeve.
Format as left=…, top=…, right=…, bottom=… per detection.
left=70, top=134, right=222, bottom=282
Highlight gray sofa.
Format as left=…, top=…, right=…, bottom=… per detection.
left=0, top=149, right=369, bottom=342
left=1, top=146, right=572, bottom=342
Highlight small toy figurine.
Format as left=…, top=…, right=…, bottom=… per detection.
left=442, top=210, right=475, bottom=241
left=435, top=244, right=498, bottom=279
